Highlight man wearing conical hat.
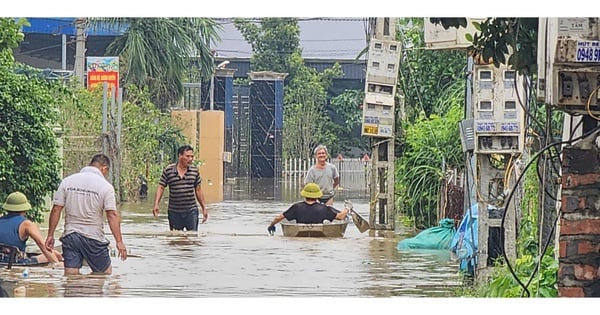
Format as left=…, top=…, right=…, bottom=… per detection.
left=266, top=182, right=350, bottom=235
left=0, top=191, right=63, bottom=266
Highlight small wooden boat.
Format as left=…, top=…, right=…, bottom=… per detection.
left=280, top=218, right=349, bottom=237
left=0, top=244, right=48, bottom=269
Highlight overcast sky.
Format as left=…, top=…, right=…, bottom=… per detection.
left=214, top=18, right=369, bottom=60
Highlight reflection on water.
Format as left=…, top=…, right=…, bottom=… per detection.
left=0, top=178, right=463, bottom=298
left=64, top=275, right=109, bottom=297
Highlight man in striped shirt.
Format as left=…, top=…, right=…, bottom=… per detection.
left=153, top=145, right=208, bottom=231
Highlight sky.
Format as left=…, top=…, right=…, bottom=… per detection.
left=2, top=0, right=578, bottom=18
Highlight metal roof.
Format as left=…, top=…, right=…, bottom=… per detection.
left=22, top=17, right=124, bottom=36
left=23, top=17, right=369, bottom=61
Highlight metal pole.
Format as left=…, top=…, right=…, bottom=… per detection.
left=116, top=88, right=123, bottom=201
left=210, top=74, right=214, bottom=110
left=102, top=82, right=108, bottom=156
left=61, top=34, right=66, bottom=70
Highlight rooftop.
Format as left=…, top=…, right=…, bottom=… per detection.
left=21, top=17, right=370, bottom=62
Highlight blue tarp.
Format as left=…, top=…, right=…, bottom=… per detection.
left=450, top=204, right=479, bottom=276
left=22, top=18, right=125, bottom=36
left=397, top=218, right=456, bottom=250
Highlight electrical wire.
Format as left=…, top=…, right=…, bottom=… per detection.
left=585, top=85, right=600, bottom=121
left=396, top=26, right=442, bottom=150
left=500, top=125, right=600, bottom=297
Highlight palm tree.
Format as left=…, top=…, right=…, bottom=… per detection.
left=88, top=17, right=221, bottom=110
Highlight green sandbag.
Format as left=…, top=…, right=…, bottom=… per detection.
left=397, top=218, right=456, bottom=250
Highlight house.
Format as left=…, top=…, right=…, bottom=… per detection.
left=14, top=17, right=367, bottom=86
left=15, top=17, right=369, bottom=179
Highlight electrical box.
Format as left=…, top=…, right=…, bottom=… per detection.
left=423, top=18, right=484, bottom=50
left=473, top=64, right=525, bottom=154
left=361, top=38, right=402, bottom=138
left=551, top=18, right=600, bottom=114
left=459, top=119, right=475, bottom=153
left=365, top=39, right=402, bottom=86
left=540, top=17, right=600, bottom=115
left=553, top=68, right=600, bottom=111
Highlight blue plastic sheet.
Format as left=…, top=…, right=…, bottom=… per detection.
left=450, top=204, right=479, bottom=276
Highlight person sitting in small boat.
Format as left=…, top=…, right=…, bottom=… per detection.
left=0, top=192, right=63, bottom=266
left=267, top=183, right=350, bottom=235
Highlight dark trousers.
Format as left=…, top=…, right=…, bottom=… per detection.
left=167, top=208, right=199, bottom=231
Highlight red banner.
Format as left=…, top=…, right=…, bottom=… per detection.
left=87, top=71, right=119, bottom=92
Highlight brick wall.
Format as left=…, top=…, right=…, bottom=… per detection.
left=559, top=142, right=600, bottom=297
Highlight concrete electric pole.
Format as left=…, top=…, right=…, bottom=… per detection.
left=74, top=18, right=87, bottom=87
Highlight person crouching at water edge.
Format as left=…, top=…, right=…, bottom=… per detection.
left=267, top=183, right=349, bottom=235
left=0, top=192, right=63, bottom=267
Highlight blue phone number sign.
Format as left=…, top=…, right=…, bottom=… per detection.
left=576, top=41, right=600, bottom=62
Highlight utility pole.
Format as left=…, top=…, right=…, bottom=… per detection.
left=74, top=18, right=86, bottom=87
left=61, top=34, right=67, bottom=70
left=361, top=18, right=401, bottom=231
left=423, top=18, right=523, bottom=282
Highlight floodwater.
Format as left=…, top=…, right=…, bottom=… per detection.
left=0, top=178, right=463, bottom=299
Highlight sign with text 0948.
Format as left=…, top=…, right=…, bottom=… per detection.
left=576, top=41, right=600, bottom=62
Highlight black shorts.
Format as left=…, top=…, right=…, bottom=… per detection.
left=168, top=208, right=199, bottom=231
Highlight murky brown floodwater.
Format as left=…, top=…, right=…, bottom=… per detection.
left=0, top=179, right=463, bottom=298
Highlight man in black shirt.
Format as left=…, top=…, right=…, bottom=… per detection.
left=267, top=183, right=349, bottom=235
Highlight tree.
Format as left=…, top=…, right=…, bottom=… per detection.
left=0, top=18, right=65, bottom=223
left=283, top=52, right=343, bottom=159
left=233, top=17, right=301, bottom=78
left=398, top=18, right=467, bottom=122
left=430, top=18, right=538, bottom=75
left=89, top=18, right=221, bottom=110
left=395, top=81, right=465, bottom=228
left=329, top=89, right=369, bottom=155
left=233, top=18, right=344, bottom=159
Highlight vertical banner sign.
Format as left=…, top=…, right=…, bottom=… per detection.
left=86, top=57, right=119, bottom=92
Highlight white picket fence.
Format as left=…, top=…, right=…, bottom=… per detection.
left=282, top=157, right=370, bottom=191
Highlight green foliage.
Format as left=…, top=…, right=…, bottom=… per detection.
left=119, top=85, right=185, bottom=201
left=56, top=83, right=185, bottom=202
left=431, top=18, right=538, bottom=75
left=395, top=82, right=464, bottom=228
left=398, top=18, right=467, bottom=122
left=88, top=17, right=221, bottom=110
left=0, top=18, right=27, bottom=58
left=283, top=52, right=343, bottom=159
left=328, top=89, right=370, bottom=155
left=233, top=77, right=251, bottom=86
left=234, top=18, right=344, bottom=159
left=0, top=18, right=64, bottom=222
left=476, top=253, right=558, bottom=297
left=330, top=89, right=363, bottom=133
left=398, top=215, right=415, bottom=229
left=471, top=18, right=538, bottom=75
left=233, top=17, right=301, bottom=77
left=429, top=18, right=468, bottom=29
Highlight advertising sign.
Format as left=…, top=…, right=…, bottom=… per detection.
left=86, top=57, right=119, bottom=92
